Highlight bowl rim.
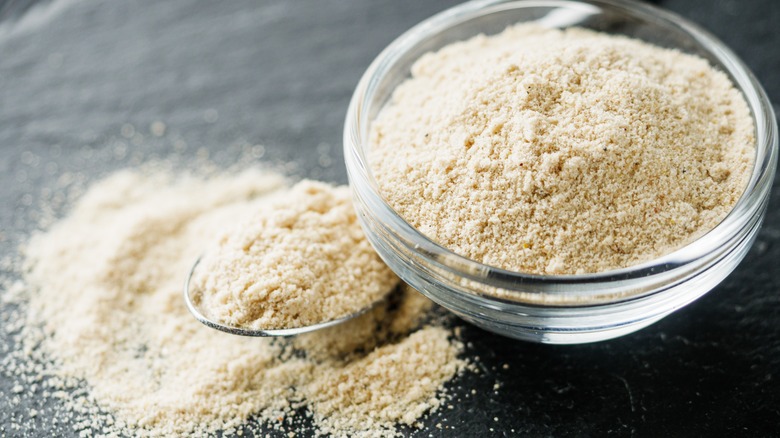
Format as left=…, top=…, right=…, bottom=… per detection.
left=344, top=0, right=778, bottom=291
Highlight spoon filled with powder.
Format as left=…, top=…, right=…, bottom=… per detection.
left=184, top=180, right=399, bottom=336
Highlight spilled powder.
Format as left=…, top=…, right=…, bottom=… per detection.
left=194, top=180, right=397, bottom=330
left=371, top=24, right=755, bottom=274
left=7, top=168, right=466, bottom=437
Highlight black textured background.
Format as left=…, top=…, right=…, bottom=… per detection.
left=0, top=0, right=778, bottom=436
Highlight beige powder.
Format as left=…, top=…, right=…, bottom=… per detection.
left=306, top=327, right=461, bottom=435
left=370, top=25, right=755, bottom=274
left=10, top=168, right=465, bottom=437
left=193, top=180, right=398, bottom=330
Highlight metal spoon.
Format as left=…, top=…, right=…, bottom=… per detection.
left=183, top=256, right=379, bottom=337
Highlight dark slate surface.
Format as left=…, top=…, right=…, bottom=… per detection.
left=0, top=0, right=778, bottom=436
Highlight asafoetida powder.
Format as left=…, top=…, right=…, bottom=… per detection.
left=370, top=24, right=755, bottom=274
left=6, top=168, right=466, bottom=437
left=194, top=180, right=397, bottom=330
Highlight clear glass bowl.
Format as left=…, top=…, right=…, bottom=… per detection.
left=344, top=0, right=778, bottom=344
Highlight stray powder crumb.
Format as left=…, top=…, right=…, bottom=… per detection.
left=370, top=24, right=755, bottom=274
left=194, top=180, right=398, bottom=329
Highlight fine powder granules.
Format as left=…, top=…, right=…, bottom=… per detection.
left=8, top=168, right=466, bottom=437
left=194, top=180, right=398, bottom=330
left=370, top=25, right=755, bottom=274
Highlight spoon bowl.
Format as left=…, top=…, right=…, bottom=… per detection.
left=183, top=256, right=378, bottom=337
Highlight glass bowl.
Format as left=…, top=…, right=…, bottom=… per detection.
left=344, top=0, right=778, bottom=344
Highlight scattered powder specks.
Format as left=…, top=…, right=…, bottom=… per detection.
left=4, top=167, right=467, bottom=437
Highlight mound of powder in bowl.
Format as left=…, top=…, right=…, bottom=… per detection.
left=193, top=180, right=398, bottom=329
left=370, top=24, right=755, bottom=275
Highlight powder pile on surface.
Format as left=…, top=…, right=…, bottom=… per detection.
left=370, top=24, right=755, bottom=275
left=194, top=180, right=397, bottom=330
left=10, top=168, right=465, bottom=437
